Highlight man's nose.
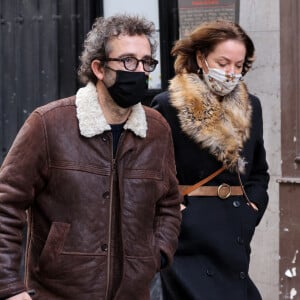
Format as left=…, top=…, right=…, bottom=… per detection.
left=136, top=60, right=144, bottom=72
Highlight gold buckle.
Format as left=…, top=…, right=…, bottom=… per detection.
left=217, top=183, right=231, bottom=199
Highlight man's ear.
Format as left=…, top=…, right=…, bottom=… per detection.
left=91, top=60, right=105, bottom=80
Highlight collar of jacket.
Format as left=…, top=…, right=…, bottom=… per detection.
left=75, top=82, right=147, bottom=139
left=169, top=73, right=252, bottom=173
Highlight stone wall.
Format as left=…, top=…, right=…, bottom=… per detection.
left=240, top=1, right=280, bottom=299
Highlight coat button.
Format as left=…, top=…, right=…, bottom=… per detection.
left=206, top=269, right=214, bottom=276
left=233, top=200, right=241, bottom=207
left=101, top=244, right=108, bottom=251
left=237, top=236, right=244, bottom=245
left=102, top=191, right=110, bottom=200
left=240, top=271, right=246, bottom=279
left=101, top=136, right=108, bottom=142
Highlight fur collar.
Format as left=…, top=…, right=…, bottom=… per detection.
left=75, top=82, right=147, bottom=138
left=169, top=73, right=252, bottom=172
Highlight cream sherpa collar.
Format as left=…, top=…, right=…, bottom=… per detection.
left=169, top=73, right=252, bottom=173
left=75, top=82, right=147, bottom=138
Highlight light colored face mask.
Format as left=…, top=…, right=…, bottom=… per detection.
left=203, top=60, right=242, bottom=96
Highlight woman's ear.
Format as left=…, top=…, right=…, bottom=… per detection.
left=91, top=60, right=105, bottom=81
left=196, top=51, right=208, bottom=73
left=196, top=51, right=205, bottom=69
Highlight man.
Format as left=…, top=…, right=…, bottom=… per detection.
left=0, top=14, right=182, bottom=300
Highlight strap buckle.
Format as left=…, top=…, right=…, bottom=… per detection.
left=217, top=183, right=231, bottom=199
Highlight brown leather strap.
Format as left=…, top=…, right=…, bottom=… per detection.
left=237, top=167, right=259, bottom=211
left=178, top=185, right=243, bottom=198
left=180, top=166, right=226, bottom=196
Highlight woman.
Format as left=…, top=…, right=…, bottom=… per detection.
left=151, top=20, right=269, bottom=300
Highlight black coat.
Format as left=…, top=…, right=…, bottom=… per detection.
left=151, top=87, right=269, bottom=300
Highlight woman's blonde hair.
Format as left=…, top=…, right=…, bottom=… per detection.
left=172, top=20, right=255, bottom=76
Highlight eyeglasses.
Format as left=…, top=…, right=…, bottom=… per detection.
left=105, top=56, right=158, bottom=72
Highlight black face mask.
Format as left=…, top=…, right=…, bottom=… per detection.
left=107, top=70, right=148, bottom=108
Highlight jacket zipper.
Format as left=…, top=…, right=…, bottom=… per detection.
left=105, top=157, right=116, bottom=299
left=105, top=132, right=124, bottom=299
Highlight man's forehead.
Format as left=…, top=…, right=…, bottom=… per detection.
left=107, top=34, right=151, bottom=56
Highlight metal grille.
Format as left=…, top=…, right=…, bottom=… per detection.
left=0, top=0, right=100, bottom=163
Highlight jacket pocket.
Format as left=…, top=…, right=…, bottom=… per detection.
left=38, top=222, right=70, bottom=275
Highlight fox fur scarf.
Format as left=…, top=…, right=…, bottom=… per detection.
left=169, top=73, right=252, bottom=173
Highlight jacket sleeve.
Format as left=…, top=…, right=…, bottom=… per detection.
left=153, top=125, right=182, bottom=270
left=244, top=96, right=269, bottom=225
left=0, top=111, right=48, bottom=298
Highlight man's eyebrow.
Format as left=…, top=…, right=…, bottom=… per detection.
left=118, top=52, right=135, bottom=57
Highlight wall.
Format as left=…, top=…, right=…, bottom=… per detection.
left=279, top=1, right=300, bottom=298
left=240, top=1, right=280, bottom=299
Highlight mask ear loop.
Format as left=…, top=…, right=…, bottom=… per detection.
left=201, top=56, right=210, bottom=74
left=204, top=59, right=209, bottom=69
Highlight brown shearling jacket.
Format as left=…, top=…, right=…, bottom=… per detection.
left=0, top=83, right=182, bottom=300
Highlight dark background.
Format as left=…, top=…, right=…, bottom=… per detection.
left=0, top=0, right=179, bottom=164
